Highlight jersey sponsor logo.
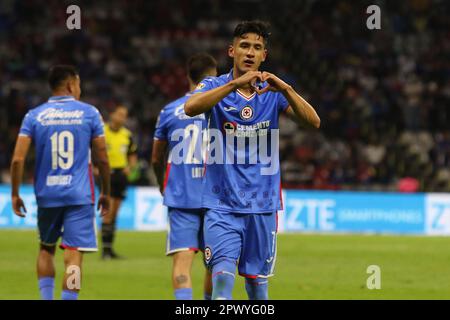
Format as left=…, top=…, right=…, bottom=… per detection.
left=204, top=247, right=212, bottom=262
left=240, top=105, right=254, bottom=121
left=234, top=121, right=270, bottom=138
left=36, top=108, right=84, bottom=126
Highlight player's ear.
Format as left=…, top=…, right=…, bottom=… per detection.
left=66, top=78, right=74, bottom=94
left=261, top=49, right=267, bottom=62
left=228, top=45, right=234, bottom=58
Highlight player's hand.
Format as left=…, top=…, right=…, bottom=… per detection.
left=255, top=72, right=291, bottom=94
left=231, top=71, right=263, bottom=90
left=97, top=194, right=110, bottom=217
left=12, top=196, right=27, bottom=218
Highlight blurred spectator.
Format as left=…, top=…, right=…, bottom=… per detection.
left=398, top=177, right=420, bottom=193
left=0, top=0, right=449, bottom=192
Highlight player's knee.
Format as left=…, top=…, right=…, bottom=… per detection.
left=102, top=214, right=113, bottom=224
left=63, top=249, right=82, bottom=267
left=40, top=244, right=56, bottom=255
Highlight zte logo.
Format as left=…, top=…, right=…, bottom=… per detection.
left=426, top=196, right=450, bottom=235
left=285, top=199, right=336, bottom=231
left=430, top=204, right=450, bottom=230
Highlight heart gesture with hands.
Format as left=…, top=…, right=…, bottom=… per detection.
left=255, top=72, right=291, bottom=94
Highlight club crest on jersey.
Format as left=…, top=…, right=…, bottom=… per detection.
left=240, top=105, right=254, bottom=121
left=223, top=121, right=236, bottom=134
left=204, top=247, right=212, bottom=262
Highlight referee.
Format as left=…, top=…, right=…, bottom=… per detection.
left=101, top=105, right=137, bottom=259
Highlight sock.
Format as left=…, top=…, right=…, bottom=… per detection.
left=211, top=259, right=236, bottom=300
left=61, top=290, right=79, bottom=300
left=204, top=293, right=212, bottom=300
left=101, top=222, right=113, bottom=253
left=111, top=220, right=116, bottom=250
left=111, top=219, right=117, bottom=253
left=38, top=277, right=54, bottom=300
left=245, top=278, right=269, bottom=300
left=174, top=288, right=193, bottom=300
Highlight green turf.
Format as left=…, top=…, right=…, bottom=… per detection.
left=1, top=230, right=450, bottom=299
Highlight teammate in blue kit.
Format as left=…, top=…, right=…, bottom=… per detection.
left=185, top=21, right=320, bottom=300
left=10, top=65, right=111, bottom=300
left=152, top=53, right=218, bottom=300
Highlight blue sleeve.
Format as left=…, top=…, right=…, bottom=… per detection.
left=19, top=111, right=34, bottom=138
left=154, top=108, right=170, bottom=141
left=277, top=93, right=289, bottom=113
left=191, top=77, right=220, bottom=120
left=191, top=77, right=217, bottom=94
left=91, top=108, right=105, bottom=138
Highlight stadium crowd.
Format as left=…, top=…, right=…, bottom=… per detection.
left=0, top=0, right=449, bottom=192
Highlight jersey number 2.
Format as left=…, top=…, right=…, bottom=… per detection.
left=50, top=131, right=74, bottom=170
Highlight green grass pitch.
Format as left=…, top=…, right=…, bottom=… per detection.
left=1, top=230, right=450, bottom=299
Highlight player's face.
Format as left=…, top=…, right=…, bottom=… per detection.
left=229, top=33, right=267, bottom=74
left=111, top=107, right=128, bottom=127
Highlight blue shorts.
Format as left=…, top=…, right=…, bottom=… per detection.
left=37, top=205, right=97, bottom=252
left=203, top=209, right=278, bottom=278
left=166, top=207, right=205, bottom=255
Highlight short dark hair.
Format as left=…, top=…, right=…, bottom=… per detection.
left=233, top=20, right=271, bottom=44
left=187, top=53, right=217, bottom=84
left=48, top=65, right=79, bottom=90
left=110, top=104, right=128, bottom=114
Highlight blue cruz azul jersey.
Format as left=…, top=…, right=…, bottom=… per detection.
left=19, top=96, right=105, bottom=208
left=193, top=70, right=289, bottom=213
left=154, top=93, right=206, bottom=209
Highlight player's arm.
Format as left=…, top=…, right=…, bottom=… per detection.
left=151, top=139, right=168, bottom=195
left=92, top=136, right=111, bottom=216
left=10, top=135, right=32, bottom=217
left=125, top=135, right=138, bottom=176
left=257, top=71, right=321, bottom=129
left=184, top=71, right=263, bottom=117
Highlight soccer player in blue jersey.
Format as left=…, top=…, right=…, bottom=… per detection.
left=185, top=21, right=320, bottom=300
left=10, top=65, right=111, bottom=300
left=152, top=53, right=217, bottom=300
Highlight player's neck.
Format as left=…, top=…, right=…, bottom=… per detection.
left=109, top=122, right=122, bottom=131
left=51, top=90, right=73, bottom=98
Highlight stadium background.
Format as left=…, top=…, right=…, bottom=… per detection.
left=1, top=0, right=450, bottom=299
